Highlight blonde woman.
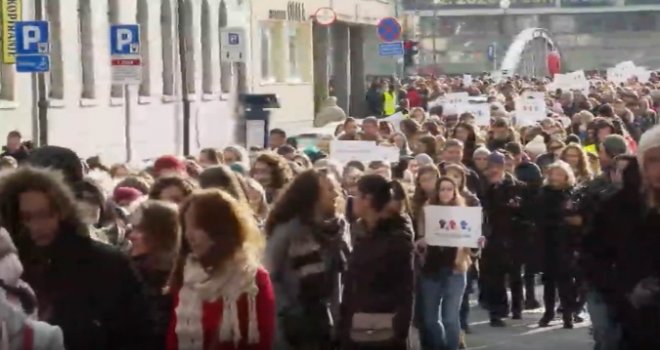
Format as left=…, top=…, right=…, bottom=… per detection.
left=560, top=143, right=593, bottom=185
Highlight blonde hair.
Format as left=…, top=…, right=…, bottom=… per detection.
left=560, top=143, right=592, bottom=183
left=544, top=160, right=577, bottom=188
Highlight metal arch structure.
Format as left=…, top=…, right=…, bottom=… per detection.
left=500, top=27, right=560, bottom=78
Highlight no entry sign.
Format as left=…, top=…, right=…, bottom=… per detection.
left=377, top=17, right=401, bottom=42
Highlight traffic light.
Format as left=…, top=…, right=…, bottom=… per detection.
left=403, top=40, right=418, bottom=68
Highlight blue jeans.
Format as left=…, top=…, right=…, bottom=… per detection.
left=420, top=268, right=467, bottom=350
left=587, top=290, right=621, bottom=350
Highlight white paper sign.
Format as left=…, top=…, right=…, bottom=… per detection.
left=444, top=92, right=469, bottom=106
left=383, top=112, right=405, bottom=132
left=245, top=120, right=265, bottom=150
left=516, top=94, right=546, bottom=123
left=424, top=206, right=482, bottom=248
left=463, top=74, right=473, bottom=87
left=377, top=145, right=400, bottom=163
left=457, top=102, right=491, bottom=126
left=330, top=141, right=376, bottom=163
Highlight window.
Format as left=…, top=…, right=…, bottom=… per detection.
left=287, top=25, right=299, bottom=79
left=78, top=0, right=96, bottom=99
left=201, top=0, right=213, bottom=94
left=218, top=0, right=231, bottom=94
left=183, top=0, right=195, bottom=94
left=260, top=25, right=273, bottom=82
left=47, top=0, right=64, bottom=99
left=160, top=0, right=174, bottom=96
left=631, top=13, right=656, bottom=32
left=137, top=0, right=151, bottom=96
left=0, top=61, right=15, bottom=101
left=108, top=0, right=123, bottom=98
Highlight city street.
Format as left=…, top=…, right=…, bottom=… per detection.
left=464, top=298, right=593, bottom=350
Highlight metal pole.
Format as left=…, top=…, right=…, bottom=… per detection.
left=34, top=0, right=48, bottom=146
left=124, top=85, right=132, bottom=161
left=176, top=0, right=191, bottom=156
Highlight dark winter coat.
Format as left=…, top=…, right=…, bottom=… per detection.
left=481, top=176, right=526, bottom=265
left=341, top=216, right=415, bottom=349
left=132, top=255, right=173, bottom=350
left=534, top=186, right=580, bottom=276
left=582, top=190, right=660, bottom=348
left=17, top=227, right=153, bottom=350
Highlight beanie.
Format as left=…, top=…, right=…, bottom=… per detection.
left=473, top=146, right=491, bottom=158
left=153, top=155, right=185, bottom=176
left=638, top=125, right=660, bottom=171
left=514, top=162, right=543, bottom=184
left=602, top=134, right=628, bottom=158
left=414, top=153, right=434, bottom=166
left=113, top=186, right=143, bottom=204
left=488, top=151, right=506, bottom=166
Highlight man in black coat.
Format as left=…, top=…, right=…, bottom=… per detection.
left=0, top=155, right=154, bottom=349
left=480, top=151, right=527, bottom=327
left=0, top=130, right=29, bottom=164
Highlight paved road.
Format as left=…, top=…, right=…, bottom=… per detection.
left=463, top=300, right=594, bottom=350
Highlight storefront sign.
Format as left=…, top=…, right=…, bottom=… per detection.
left=269, top=2, right=306, bottom=22
left=409, top=0, right=554, bottom=9
left=560, top=0, right=616, bottom=6
left=1, top=0, right=22, bottom=64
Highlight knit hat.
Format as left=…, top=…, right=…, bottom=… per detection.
left=229, top=163, right=246, bottom=176
left=525, top=135, right=547, bottom=158
left=514, top=162, right=543, bottom=184
left=414, top=153, right=434, bottom=166
left=153, top=155, right=185, bottom=176
left=602, top=134, right=628, bottom=158
left=113, top=186, right=142, bottom=204
left=488, top=151, right=506, bottom=166
left=0, top=228, right=21, bottom=287
left=473, top=146, right=491, bottom=158
left=638, top=125, right=660, bottom=171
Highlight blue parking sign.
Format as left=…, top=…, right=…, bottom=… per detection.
left=15, top=21, right=50, bottom=55
left=110, top=24, right=140, bottom=56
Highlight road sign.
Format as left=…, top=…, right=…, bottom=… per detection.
left=487, top=43, right=496, bottom=62
left=110, top=24, right=140, bottom=55
left=221, top=27, right=246, bottom=63
left=314, top=7, right=336, bottom=26
left=14, top=21, right=50, bottom=73
left=377, top=17, right=401, bottom=42
left=16, top=55, right=49, bottom=73
left=378, top=42, right=404, bottom=56
left=110, top=24, right=142, bottom=85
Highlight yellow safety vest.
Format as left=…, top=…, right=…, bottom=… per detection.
left=583, top=144, right=597, bottom=155
left=383, top=91, right=396, bottom=116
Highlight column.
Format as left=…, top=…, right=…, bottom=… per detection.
left=313, top=22, right=330, bottom=125
left=349, top=25, right=366, bottom=118
left=332, top=22, right=350, bottom=113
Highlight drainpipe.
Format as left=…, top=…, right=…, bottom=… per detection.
left=34, top=0, right=48, bottom=146
left=177, top=0, right=191, bottom=156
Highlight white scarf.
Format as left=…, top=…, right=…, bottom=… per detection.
left=175, top=255, right=260, bottom=349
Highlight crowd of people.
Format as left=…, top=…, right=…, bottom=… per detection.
left=0, top=72, right=659, bottom=350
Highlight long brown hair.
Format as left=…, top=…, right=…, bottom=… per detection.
left=411, top=164, right=440, bottom=221
left=168, top=189, right=264, bottom=291
left=132, top=200, right=181, bottom=270
left=251, top=152, right=293, bottom=190
left=430, top=177, right=466, bottom=207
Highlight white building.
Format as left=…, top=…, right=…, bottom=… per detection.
left=248, top=0, right=398, bottom=132
left=0, top=0, right=249, bottom=164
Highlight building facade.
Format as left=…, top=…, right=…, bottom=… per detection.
left=0, top=0, right=248, bottom=163
left=403, top=0, right=660, bottom=74
left=248, top=0, right=397, bottom=132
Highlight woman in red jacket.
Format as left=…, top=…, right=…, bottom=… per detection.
left=166, top=189, right=275, bottom=350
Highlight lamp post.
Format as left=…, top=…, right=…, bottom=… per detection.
left=499, top=0, right=510, bottom=74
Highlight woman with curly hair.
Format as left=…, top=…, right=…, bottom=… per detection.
left=250, top=152, right=293, bottom=204
left=265, top=168, right=350, bottom=349
left=149, top=175, right=197, bottom=206
left=560, top=143, right=593, bottom=185
left=166, top=189, right=274, bottom=349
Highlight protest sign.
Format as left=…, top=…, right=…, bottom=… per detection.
left=457, top=102, right=491, bottom=126
left=377, top=145, right=400, bottom=163
left=515, top=93, right=546, bottom=124
left=330, top=141, right=376, bottom=163
left=424, top=206, right=482, bottom=248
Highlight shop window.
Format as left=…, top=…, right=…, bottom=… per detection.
left=109, top=0, right=123, bottom=98
left=137, top=0, right=151, bottom=96
left=79, top=0, right=96, bottom=99
left=201, top=0, right=213, bottom=94
left=47, top=0, right=64, bottom=99
left=161, top=0, right=174, bottom=96
left=287, top=24, right=299, bottom=80
left=218, top=0, right=231, bottom=93
left=260, top=24, right=274, bottom=82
